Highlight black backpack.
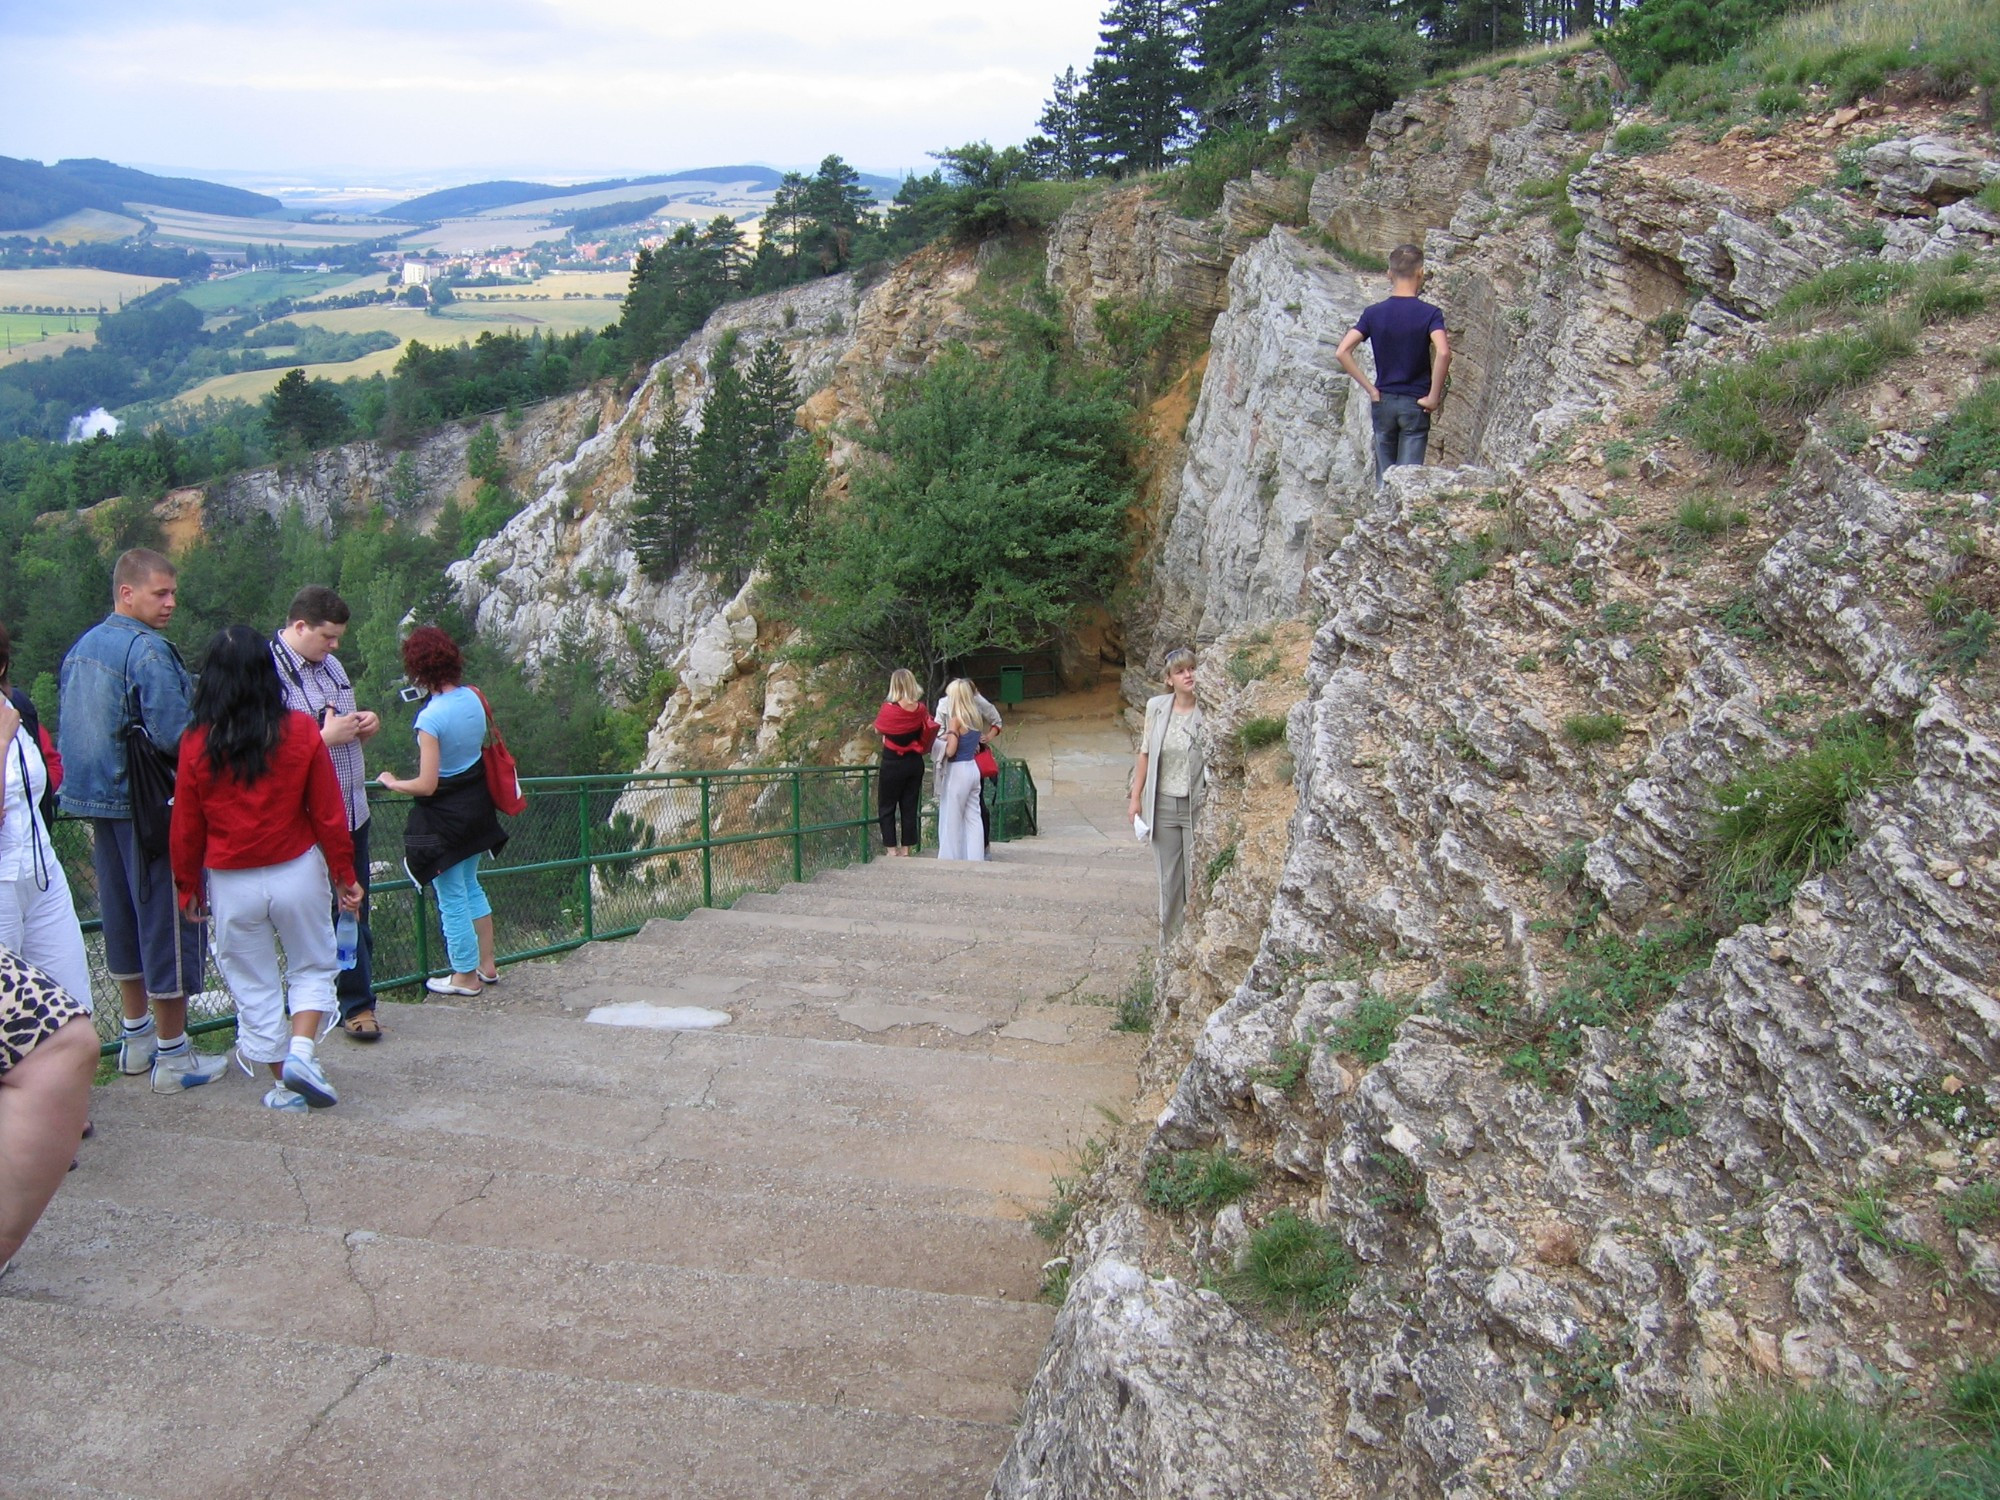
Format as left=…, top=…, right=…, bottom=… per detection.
left=121, top=638, right=182, bottom=863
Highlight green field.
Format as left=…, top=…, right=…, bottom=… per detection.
left=0, top=266, right=178, bottom=310
left=0, top=310, right=99, bottom=339
left=174, top=269, right=371, bottom=315
left=165, top=296, right=624, bottom=411
left=24, top=208, right=149, bottom=245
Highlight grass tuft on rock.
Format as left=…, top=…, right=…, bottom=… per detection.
left=1224, top=1210, right=1359, bottom=1322
left=1709, top=712, right=1912, bottom=921
left=1236, top=715, right=1287, bottom=752
left=1574, top=1385, right=2000, bottom=1500
left=1143, top=1149, right=1258, bottom=1215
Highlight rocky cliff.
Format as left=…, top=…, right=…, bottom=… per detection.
left=997, top=51, right=2000, bottom=1500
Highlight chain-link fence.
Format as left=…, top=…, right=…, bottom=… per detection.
left=54, top=752, right=1037, bottom=1051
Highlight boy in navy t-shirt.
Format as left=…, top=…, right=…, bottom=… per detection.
left=1336, top=243, right=1451, bottom=480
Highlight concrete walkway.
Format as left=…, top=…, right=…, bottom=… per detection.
left=0, top=696, right=1149, bottom=1499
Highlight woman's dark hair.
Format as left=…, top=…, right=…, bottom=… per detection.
left=0, top=619, right=11, bottom=684
left=401, top=625, right=463, bottom=693
left=190, top=625, right=286, bottom=783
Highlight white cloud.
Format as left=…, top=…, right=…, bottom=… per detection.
left=0, top=0, right=1107, bottom=183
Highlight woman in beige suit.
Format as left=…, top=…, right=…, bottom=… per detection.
left=1127, top=648, right=1206, bottom=935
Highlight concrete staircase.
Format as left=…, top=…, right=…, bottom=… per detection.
left=0, top=713, right=1152, bottom=1499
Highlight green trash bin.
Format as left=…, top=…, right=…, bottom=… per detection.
left=998, top=665, right=1026, bottom=707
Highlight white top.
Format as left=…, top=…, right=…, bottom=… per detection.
left=1158, top=709, right=1199, bottom=798
left=0, top=724, right=57, bottom=883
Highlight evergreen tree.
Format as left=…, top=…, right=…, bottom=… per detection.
left=1191, top=0, right=1303, bottom=130
left=799, top=155, right=876, bottom=274
left=630, top=384, right=699, bottom=581
left=692, top=343, right=759, bottom=585
left=265, top=368, right=348, bottom=449
left=1081, top=0, right=1196, bottom=174
left=1028, top=67, right=1095, bottom=178
left=742, top=340, right=800, bottom=475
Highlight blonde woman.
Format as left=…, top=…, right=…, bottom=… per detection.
left=872, top=669, right=936, bottom=856
left=1128, top=648, right=1207, bottom=934
left=936, top=679, right=987, bottom=862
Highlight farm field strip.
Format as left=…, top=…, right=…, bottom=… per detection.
left=173, top=269, right=370, bottom=313
left=0, top=267, right=177, bottom=308
left=139, top=205, right=416, bottom=247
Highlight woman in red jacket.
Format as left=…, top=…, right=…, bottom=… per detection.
left=171, top=626, right=362, bottom=1112
left=871, top=669, right=936, bottom=857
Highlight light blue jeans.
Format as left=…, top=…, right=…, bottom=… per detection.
left=1371, top=392, right=1432, bottom=479
left=432, top=853, right=491, bottom=974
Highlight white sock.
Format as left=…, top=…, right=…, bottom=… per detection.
left=123, top=1016, right=154, bottom=1035
left=156, top=1032, right=188, bottom=1055
left=288, top=1036, right=317, bottom=1064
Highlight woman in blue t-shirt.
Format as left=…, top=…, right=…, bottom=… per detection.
left=376, top=626, right=507, bottom=996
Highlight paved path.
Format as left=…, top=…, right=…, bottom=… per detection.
left=0, top=696, right=1148, bottom=1499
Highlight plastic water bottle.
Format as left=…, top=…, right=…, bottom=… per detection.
left=335, top=910, right=359, bottom=971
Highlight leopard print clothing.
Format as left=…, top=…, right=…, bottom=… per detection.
left=0, top=944, right=89, bottom=1076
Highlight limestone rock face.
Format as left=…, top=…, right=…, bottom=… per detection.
left=1861, top=134, right=2000, bottom=215
left=990, top=1209, right=1323, bottom=1500
left=1150, top=228, right=1375, bottom=651
left=206, top=386, right=610, bottom=533
left=445, top=272, right=864, bottom=686
left=1046, top=186, right=1238, bottom=353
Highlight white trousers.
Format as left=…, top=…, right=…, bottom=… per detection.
left=937, top=761, right=987, bottom=862
left=0, top=869, right=93, bottom=1013
left=207, top=848, right=337, bottom=1066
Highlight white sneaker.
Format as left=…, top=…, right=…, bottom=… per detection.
left=118, top=1020, right=158, bottom=1076
left=262, top=1085, right=310, bottom=1112
left=151, top=1045, right=231, bottom=1093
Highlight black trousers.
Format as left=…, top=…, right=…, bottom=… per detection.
left=336, top=817, right=376, bottom=1020
left=878, top=752, right=925, bottom=848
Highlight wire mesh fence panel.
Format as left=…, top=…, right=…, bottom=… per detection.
left=51, top=756, right=1030, bottom=1052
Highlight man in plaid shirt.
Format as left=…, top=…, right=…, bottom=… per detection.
left=271, top=586, right=384, bottom=1039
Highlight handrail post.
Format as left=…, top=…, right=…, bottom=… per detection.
left=577, top=782, right=594, bottom=943
left=860, top=766, right=872, bottom=863
left=700, top=774, right=713, bottom=908
left=791, top=768, right=804, bottom=884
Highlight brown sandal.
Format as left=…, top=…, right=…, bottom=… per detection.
left=342, top=1011, right=383, bottom=1041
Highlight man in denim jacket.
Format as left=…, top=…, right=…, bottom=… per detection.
left=58, top=548, right=226, bottom=1092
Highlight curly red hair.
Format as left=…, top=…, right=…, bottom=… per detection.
left=400, top=625, right=463, bottom=692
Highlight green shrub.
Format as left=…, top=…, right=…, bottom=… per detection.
left=1756, top=82, right=1805, bottom=115
left=1574, top=1386, right=2000, bottom=1500
left=1928, top=583, right=1996, bottom=674
left=1252, top=1033, right=1314, bottom=1094
left=1143, top=1149, right=1258, bottom=1215
left=1205, top=841, right=1238, bottom=890
left=1281, top=14, right=1427, bottom=134
left=1169, top=126, right=1285, bottom=219
left=1653, top=60, right=1743, bottom=121
left=1752, top=0, right=2000, bottom=105
left=1942, top=1179, right=2000, bottom=1232
left=1114, top=967, right=1155, bottom=1033
left=1949, top=1356, right=2000, bottom=1434
left=1613, top=123, right=1674, bottom=156
left=1671, top=317, right=1916, bottom=466
left=1329, top=995, right=1412, bottom=1065
left=1710, top=713, right=1912, bottom=920
left=1565, top=713, right=1627, bottom=746
left=1910, top=378, right=2000, bottom=492
left=1843, top=1191, right=1943, bottom=1265
left=1237, top=715, right=1287, bottom=751
left=1911, top=262, right=1989, bottom=325
left=1775, top=261, right=1915, bottom=319
left=1677, top=493, right=1750, bottom=536
left=1225, top=1210, right=1359, bottom=1321
left=1603, top=0, right=1790, bottom=93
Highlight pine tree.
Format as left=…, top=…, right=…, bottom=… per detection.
left=630, top=384, right=699, bottom=580
left=1028, top=67, right=1095, bottom=178
left=1082, top=0, right=1196, bottom=174
left=1190, top=0, right=1302, bottom=130
left=742, top=340, right=800, bottom=475
left=799, top=155, right=876, bottom=273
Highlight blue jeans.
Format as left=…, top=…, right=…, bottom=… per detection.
left=1371, top=392, right=1432, bottom=479
left=431, top=853, right=490, bottom=975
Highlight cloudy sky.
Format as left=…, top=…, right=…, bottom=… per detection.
left=0, top=0, right=1106, bottom=191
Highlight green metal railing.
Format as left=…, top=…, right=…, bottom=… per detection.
left=59, top=751, right=1037, bottom=1051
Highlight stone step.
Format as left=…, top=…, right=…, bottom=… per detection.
left=607, top=915, right=1146, bottom=1004
left=763, top=879, right=1154, bottom=935
left=83, top=1005, right=1120, bottom=1201
left=53, top=1117, right=1051, bottom=1301
left=869, top=853, right=1154, bottom=885
left=982, top=842, right=1152, bottom=868
left=0, top=1299, right=1013, bottom=1500
left=679, top=904, right=1151, bottom=953
left=15, top=1198, right=1050, bottom=1423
